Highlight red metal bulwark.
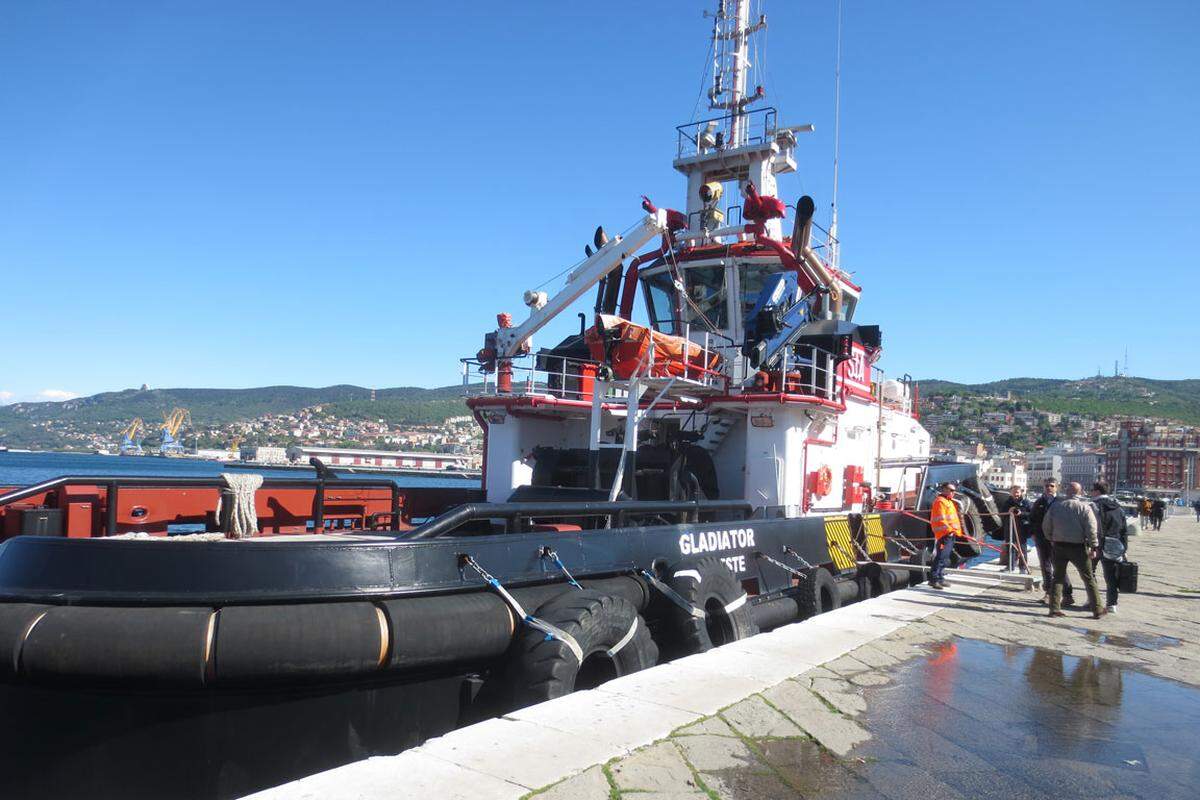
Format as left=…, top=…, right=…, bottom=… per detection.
left=0, top=482, right=482, bottom=540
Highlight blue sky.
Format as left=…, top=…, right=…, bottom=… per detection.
left=1, top=0, right=1197, bottom=403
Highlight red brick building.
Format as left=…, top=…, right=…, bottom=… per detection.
left=1104, top=420, right=1200, bottom=497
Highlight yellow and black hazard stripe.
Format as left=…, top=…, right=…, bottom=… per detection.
left=823, top=516, right=857, bottom=571
left=863, top=514, right=886, bottom=557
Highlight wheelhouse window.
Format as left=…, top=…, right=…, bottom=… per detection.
left=644, top=271, right=679, bottom=335
left=682, top=266, right=728, bottom=330
left=739, top=263, right=793, bottom=319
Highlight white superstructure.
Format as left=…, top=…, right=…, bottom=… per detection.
left=464, top=1, right=931, bottom=518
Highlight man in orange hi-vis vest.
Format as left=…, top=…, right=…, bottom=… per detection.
left=929, top=481, right=964, bottom=590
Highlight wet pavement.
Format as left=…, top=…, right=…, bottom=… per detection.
left=534, top=512, right=1200, bottom=800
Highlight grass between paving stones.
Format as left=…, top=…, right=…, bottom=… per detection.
left=716, top=692, right=834, bottom=795
left=600, top=762, right=622, bottom=799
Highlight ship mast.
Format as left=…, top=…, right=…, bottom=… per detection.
left=708, top=0, right=766, bottom=149
left=828, top=0, right=843, bottom=269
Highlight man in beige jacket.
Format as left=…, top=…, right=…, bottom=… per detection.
left=1043, top=482, right=1104, bottom=619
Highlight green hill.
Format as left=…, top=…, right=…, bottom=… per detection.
left=917, top=376, right=1200, bottom=425
left=0, top=384, right=475, bottom=449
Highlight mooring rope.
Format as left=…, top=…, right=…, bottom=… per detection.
left=219, top=472, right=262, bottom=539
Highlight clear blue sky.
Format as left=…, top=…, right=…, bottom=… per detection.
left=2, top=0, right=1197, bottom=404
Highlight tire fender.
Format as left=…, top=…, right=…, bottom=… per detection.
left=795, top=566, right=841, bottom=619
left=656, top=557, right=758, bottom=658
left=510, top=590, right=657, bottom=708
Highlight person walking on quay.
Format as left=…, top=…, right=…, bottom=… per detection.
left=1043, top=482, right=1104, bottom=619
left=1151, top=497, right=1166, bottom=531
left=1090, top=481, right=1129, bottom=615
left=1192, top=499, right=1200, bottom=522
left=1140, top=497, right=1153, bottom=529
left=1031, top=479, right=1073, bottom=606
left=999, top=484, right=1032, bottom=573
left=928, top=481, right=963, bottom=590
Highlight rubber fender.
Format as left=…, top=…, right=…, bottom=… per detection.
left=795, top=567, right=840, bottom=619
left=382, top=592, right=514, bottom=671
left=954, top=500, right=985, bottom=557
left=961, top=477, right=1003, bottom=534
left=213, top=603, right=383, bottom=684
left=510, top=589, right=658, bottom=707
left=881, top=567, right=904, bottom=593
left=20, top=606, right=212, bottom=687
left=837, top=578, right=859, bottom=605
left=859, top=561, right=896, bottom=597
left=749, top=595, right=800, bottom=632
left=0, top=603, right=51, bottom=677
left=511, top=575, right=651, bottom=615
left=656, top=556, right=758, bottom=658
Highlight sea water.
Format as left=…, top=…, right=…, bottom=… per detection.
left=0, top=450, right=479, bottom=488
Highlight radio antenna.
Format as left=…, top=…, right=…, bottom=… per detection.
left=828, top=0, right=843, bottom=269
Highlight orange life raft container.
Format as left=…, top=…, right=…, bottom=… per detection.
left=585, top=314, right=722, bottom=381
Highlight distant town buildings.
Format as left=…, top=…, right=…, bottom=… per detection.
left=1026, top=453, right=1062, bottom=487
left=1105, top=420, right=1200, bottom=498
left=984, top=459, right=1028, bottom=491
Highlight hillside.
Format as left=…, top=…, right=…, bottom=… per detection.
left=917, top=376, right=1200, bottom=425
left=0, top=384, right=474, bottom=449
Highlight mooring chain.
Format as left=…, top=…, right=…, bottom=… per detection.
left=460, top=554, right=584, bottom=661
left=755, top=548, right=810, bottom=582
left=539, top=546, right=583, bottom=589
left=636, top=568, right=706, bottom=619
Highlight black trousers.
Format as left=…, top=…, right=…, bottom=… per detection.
left=1035, top=533, right=1073, bottom=601
left=1101, top=559, right=1120, bottom=607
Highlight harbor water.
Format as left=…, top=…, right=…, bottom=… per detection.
left=0, top=451, right=479, bottom=489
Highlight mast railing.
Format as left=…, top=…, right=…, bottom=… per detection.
left=675, top=107, right=778, bottom=159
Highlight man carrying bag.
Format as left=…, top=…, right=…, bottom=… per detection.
left=1090, top=481, right=1131, bottom=614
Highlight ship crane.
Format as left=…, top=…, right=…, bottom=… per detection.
left=489, top=210, right=668, bottom=363
left=118, top=418, right=145, bottom=456
left=158, top=407, right=191, bottom=456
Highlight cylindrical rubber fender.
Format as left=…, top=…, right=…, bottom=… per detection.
left=749, top=595, right=800, bottom=632
left=854, top=574, right=872, bottom=603
left=657, top=557, right=758, bottom=657
left=511, top=575, right=651, bottom=615
left=837, top=578, right=859, bottom=605
left=858, top=562, right=896, bottom=597
left=881, top=567, right=904, bottom=593
left=382, top=592, right=514, bottom=671
left=795, top=567, right=840, bottom=619
left=510, top=589, right=657, bottom=707
left=213, top=602, right=384, bottom=684
left=0, top=603, right=50, bottom=677
left=20, top=606, right=213, bottom=687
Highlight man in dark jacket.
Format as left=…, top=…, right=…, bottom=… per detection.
left=1150, top=498, right=1166, bottom=530
left=999, top=484, right=1033, bottom=573
left=1090, top=481, right=1128, bottom=614
left=1030, top=479, right=1073, bottom=605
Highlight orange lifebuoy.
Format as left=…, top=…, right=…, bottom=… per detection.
left=810, top=465, right=833, bottom=498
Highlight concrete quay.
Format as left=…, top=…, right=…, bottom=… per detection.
left=245, top=513, right=1200, bottom=800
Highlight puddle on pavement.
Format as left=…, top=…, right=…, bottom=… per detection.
left=741, top=638, right=1200, bottom=799
left=1068, top=627, right=1182, bottom=651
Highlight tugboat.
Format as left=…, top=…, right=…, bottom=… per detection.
left=0, top=3, right=1000, bottom=798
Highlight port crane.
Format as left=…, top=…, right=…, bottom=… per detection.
left=118, top=418, right=145, bottom=456
left=229, top=436, right=243, bottom=459
left=158, top=408, right=191, bottom=456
